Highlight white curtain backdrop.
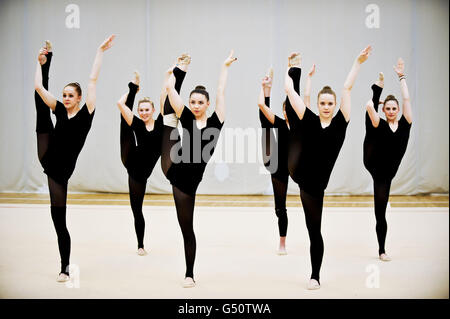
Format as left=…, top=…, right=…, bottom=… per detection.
left=0, top=0, right=448, bottom=195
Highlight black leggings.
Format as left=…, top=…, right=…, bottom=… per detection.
left=35, top=53, right=71, bottom=276
left=363, top=84, right=383, bottom=174
left=364, top=85, right=391, bottom=255
left=300, top=189, right=324, bottom=283
left=373, top=179, right=391, bottom=255
left=128, top=176, right=147, bottom=249
left=272, top=176, right=288, bottom=237
left=161, top=67, right=186, bottom=177
left=48, top=177, right=70, bottom=275
left=172, top=185, right=196, bottom=279
left=284, top=67, right=301, bottom=130
left=259, top=95, right=288, bottom=237
left=119, top=82, right=148, bottom=249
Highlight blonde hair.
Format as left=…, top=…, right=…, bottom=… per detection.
left=138, top=97, right=154, bottom=108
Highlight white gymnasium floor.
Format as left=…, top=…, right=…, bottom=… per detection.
left=0, top=203, right=448, bottom=299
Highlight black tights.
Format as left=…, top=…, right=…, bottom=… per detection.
left=364, top=84, right=383, bottom=173
left=373, top=179, right=391, bottom=255
left=35, top=53, right=71, bottom=276
left=48, top=177, right=70, bottom=275
left=161, top=67, right=186, bottom=176
left=300, top=189, right=324, bottom=283
left=119, top=83, right=148, bottom=249
left=172, top=185, right=196, bottom=279
left=120, top=82, right=138, bottom=168
left=272, top=176, right=288, bottom=237
left=128, top=176, right=147, bottom=249
left=284, top=67, right=301, bottom=129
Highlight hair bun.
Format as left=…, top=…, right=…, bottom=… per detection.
left=322, top=86, right=332, bottom=90
left=195, top=85, right=206, bottom=91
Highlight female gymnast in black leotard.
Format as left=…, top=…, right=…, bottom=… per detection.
left=161, top=51, right=237, bottom=288
left=363, top=58, right=412, bottom=262
left=284, top=46, right=371, bottom=289
left=257, top=64, right=317, bottom=255
left=257, top=68, right=290, bottom=255
left=34, top=35, right=114, bottom=282
left=116, top=71, right=163, bottom=256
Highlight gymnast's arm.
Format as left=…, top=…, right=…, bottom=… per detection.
left=86, top=34, right=115, bottom=114
left=34, top=46, right=57, bottom=111
left=165, top=71, right=185, bottom=118
left=257, top=76, right=275, bottom=125
left=304, top=64, right=316, bottom=109
left=366, top=99, right=380, bottom=128
left=394, top=58, right=413, bottom=124
left=117, top=93, right=134, bottom=126
left=215, top=50, right=237, bottom=123
left=340, top=45, right=372, bottom=122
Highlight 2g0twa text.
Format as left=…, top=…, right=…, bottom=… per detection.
left=178, top=303, right=271, bottom=316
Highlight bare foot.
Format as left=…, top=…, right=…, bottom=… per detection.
left=182, top=277, right=196, bottom=288
left=277, top=237, right=287, bottom=255
left=137, top=248, right=147, bottom=256
left=307, top=279, right=320, bottom=290
left=288, top=52, right=301, bottom=68
left=133, top=71, right=140, bottom=92
left=376, top=72, right=384, bottom=88
left=45, top=40, right=52, bottom=52
left=56, top=273, right=70, bottom=282
left=177, top=53, right=191, bottom=71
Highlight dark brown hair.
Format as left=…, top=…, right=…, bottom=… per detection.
left=384, top=95, right=399, bottom=107
left=317, top=86, right=336, bottom=102
left=64, top=82, right=82, bottom=96
left=190, top=85, right=209, bottom=101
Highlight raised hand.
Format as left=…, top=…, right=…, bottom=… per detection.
left=357, top=45, right=372, bottom=64
left=393, top=58, right=405, bottom=77
left=38, top=46, right=48, bottom=65
left=308, top=64, right=316, bottom=77
left=262, top=76, right=272, bottom=89
left=99, top=34, right=115, bottom=52
left=224, top=49, right=237, bottom=67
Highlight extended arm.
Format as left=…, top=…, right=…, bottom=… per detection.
left=304, top=64, right=315, bottom=109
left=215, top=50, right=237, bottom=123
left=86, top=35, right=115, bottom=114
left=117, top=93, right=134, bottom=126
left=34, top=47, right=57, bottom=110
left=160, top=66, right=173, bottom=115
left=394, top=58, right=412, bottom=123
left=166, top=71, right=185, bottom=118
left=340, top=45, right=372, bottom=122
left=366, top=99, right=380, bottom=127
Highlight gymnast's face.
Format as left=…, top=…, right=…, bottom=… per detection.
left=138, top=102, right=154, bottom=122
left=189, top=93, right=210, bottom=118
left=62, top=86, right=82, bottom=110
left=383, top=100, right=399, bottom=122
left=317, top=93, right=336, bottom=119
